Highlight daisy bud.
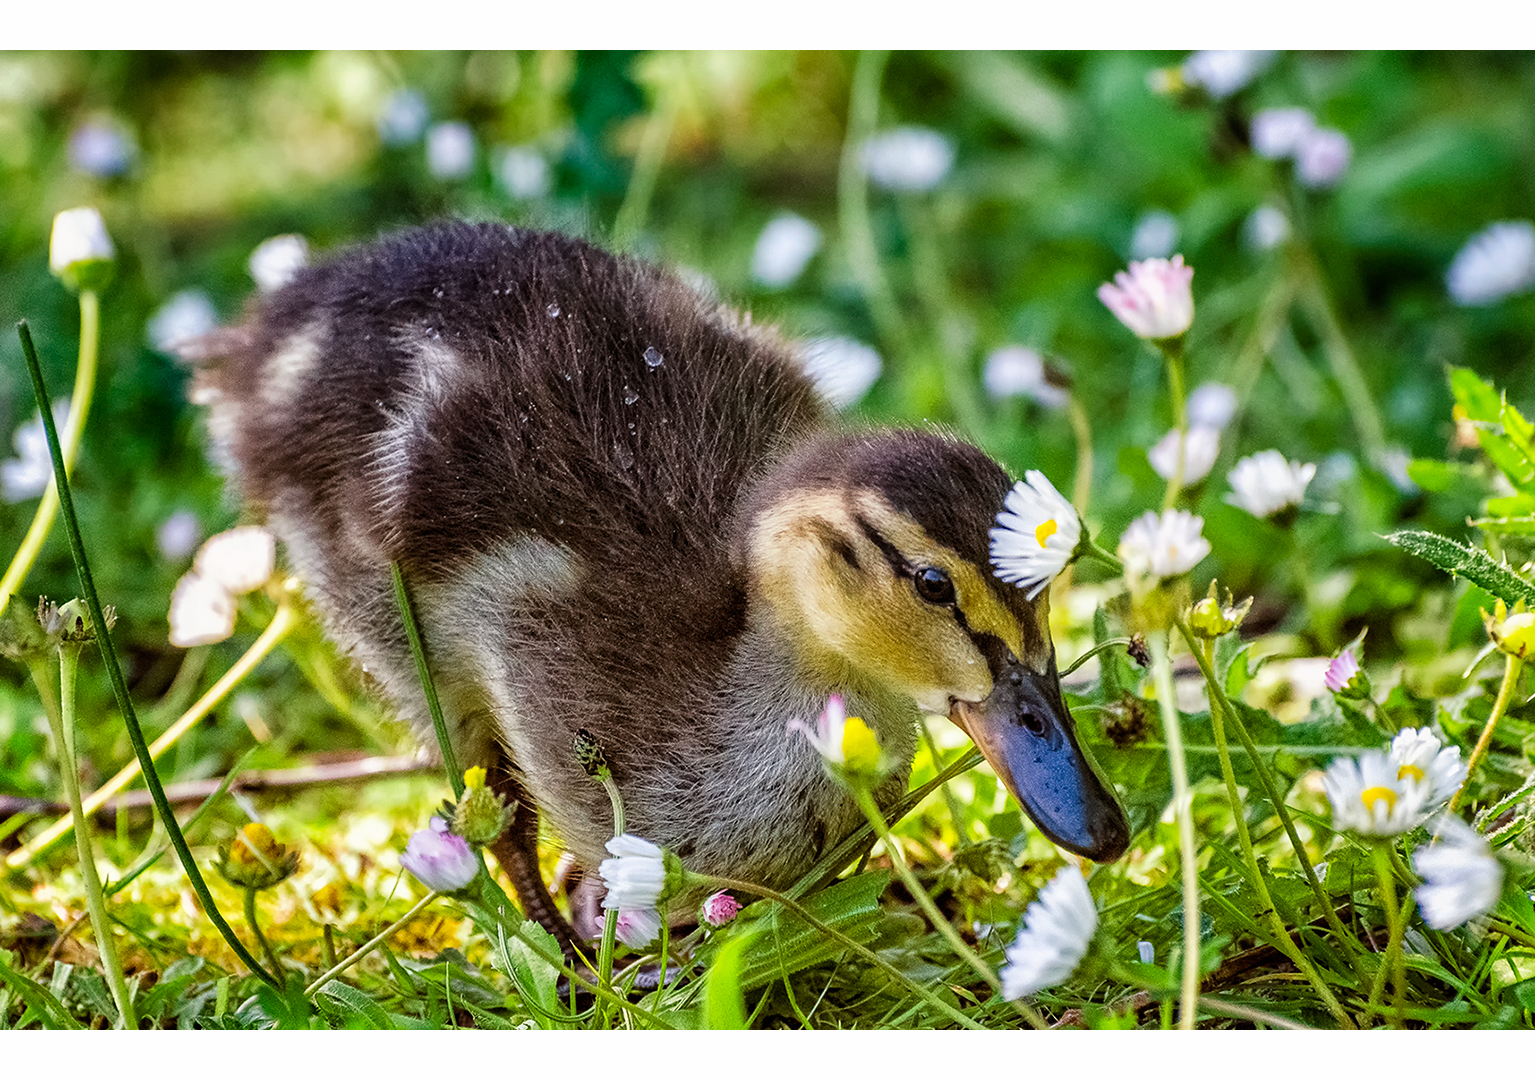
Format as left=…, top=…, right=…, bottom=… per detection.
left=1250, top=107, right=1316, bottom=160
left=1323, top=648, right=1370, bottom=699
left=1097, top=256, right=1195, bottom=342
left=573, top=727, right=611, bottom=780
left=700, top=890, right=742, bottom=928
left=217, top=822, right=299, bottom=890
left=1294, top=128, right=1352, bottom=190
left=1186, top=382, right=1238, bottom=430
left=449, top=767, right=513, bottom=846
left=1483, top=599, right=1535, bottom=661
left=599, top=833, right=685, bottom=911
left=400, top=816, right=479, bottom=892
left=49, top=207, right=115, bottom=293
left=1147, top=426, right=1219, bottom=486
left=1188, top=580, right=1252, bottom=640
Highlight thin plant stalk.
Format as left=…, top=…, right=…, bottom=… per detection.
left=1367, top=843, right=1407, bottom=1029
left=243, top=887, right=284, bottom=979
left=1066, top=395, right=1095, bottom=519
left=594, top=764, right=627, bottom=1023
left=851, top=786, right=1047, bottom=1030
left=699, top=872, right=987, bottom=1031
left=1449, top=653, right=1524, bottom=813
left=0, top=291, right=100, bottom=620
left=49, top=640, right=136, bottom=1029
left=7, top=600, right=296, bottom=869
left=14, top=319, right=277, bottom=987
left=611, top=55, right=680, bottom=250
left=390, top=562, right=462, bottom=799
left=1175, top=619, right=1353, bottom=950
left=305, top=891, right=437, bottom=995
left=1158, top=340, right=1188, bottom=511
left=1179, top=622, right=1355, bottom=1029
left=837, top=49, right=905, bottom=349
left=1148, top=630, right=1200, bottom=1029
left=1297, top=275, right=1387, bottom=461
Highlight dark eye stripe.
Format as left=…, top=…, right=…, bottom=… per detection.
left=852, top=514, right=909, bottom=578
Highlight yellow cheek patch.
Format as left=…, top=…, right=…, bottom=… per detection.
left=1035, top=518, right=1058, bottom=547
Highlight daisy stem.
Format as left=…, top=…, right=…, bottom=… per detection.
left=594, top=770, right=627, bottom=1021
left=1184, top=627, right=1355, bottom=1028
left=0, top=291, right=100, bottom=621
left=1368, top=843, right=1407, bottom=1029
left=1067, top=394, right=1094, bottom=519
left=304, top=890, right=438, bottom=995
left=1174, top=619, right=1353, bottom=950
left=837, top=49, right=907, bottom=350
left=390, top=561, right=462, bottom=800
left=1449, top=653, right=1523, bottom=814
left=1148, top=630, right=1200, bottom=1029
left=1157, top=338, right=1188, bottom=512
left=1082, top=537, right=1124, bottom=576
left=697, top=872, right=994, bottom=1030
left=243, top=886, right=284, bottom=980
left=49, top=640, right=135, bottom=1030
left=851, top=785, right=1045, bottom=1029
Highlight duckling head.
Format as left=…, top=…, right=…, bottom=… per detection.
left=744, top=429, right=1129, bottom=862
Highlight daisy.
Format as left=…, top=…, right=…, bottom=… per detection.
left=800, top=337, right=881, bottom=410
left=990, top=471, right=1081, bottom=600
left=1147, top=426, right=1219, bottom=485
left=1000, top=866, right=1097, bottom=999
left=1227, top=450, right=1315, bottom=520
left=1389, top=728, right=1466, bottom=806
left=751, top=212, right=822, bottom=289
left=400, top=816, right=479, bottom=893
left=1117, top=509, right=1210, bottom=583
left=1097, top=256, right=1195, bottom=341
left=599, top=834, right=670, bottom=911
left=1324, top=649, right=1361, bottom=694
left=1446, top=221, right=1535, bottom=307
left=1322, top=749, right=1430, bottom=837
left=861, top=127, right=954, bottom=192
left=1413, top=816, right=1503, bottom=930
left=615, top=907, right=664, bottom=948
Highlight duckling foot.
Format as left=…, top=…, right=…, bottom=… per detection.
left=485, top=762, right=591, bottom=965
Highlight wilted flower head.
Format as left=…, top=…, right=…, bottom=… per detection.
left=800, top=337, right=881, bottom=410
left=1187, top=382, right=1238, bottom=430
left=982, top=346, right=1068, bottom=408
left=68, top=119, right=136, bottom=177
left=861, top=126, right=954, bottom=192
left=751, top=212, right=822, bottom=289
left=249, top=234, right=308, bottom=292
left=1097, top=256, right=1195, bottom=341
left=1130, top=210, right=1180, bottom=261
left=400, top=816, right=479, bottom=893
left=1179, top=50, right=1277, bottom=99
left=615, top=907, right=663, bottom=948
left=1244, top=205, right=1293, bottom=252
left=990, top=471, right=1082, bottom=600
left=50, top=207, right=115, bottom=292
left=218, top=822, right=299, bottom=890
left=1226, top=450, right=1316, bottom=521
left=788, top=694, right=885, bottom=780
left=1295, top=128, right=1352, bottom=189
left=1, top=400, right=70, bottom=504
left=1148, top=426, right=1219, bottom=486
left=1413, top=816, right=1503, bottom=930
left=700, top=890, right=742, bottom=928
left=599, top=833, right=682, bottom=911
left=377, top=87, right=429, bottom=146
left=1250, top=107, right=1316, bottom=160
left=426, top=121, right=476, bottom=180
left=38, top=597, right=114, bottom=645
left=1000, top=866, right=1097, bottom=999
left=147, top=290, right=218, bottom=355
left=1446, top=221, right=1535, bottom=307
left=1322, top=749, right=1429, bottom=837
left=1389, top=727, right=1466, bottom=806
left=1483, top=599, right=1535, bottom=660
left=495, top=145, right=551, bottom=200
left=1118, top=510, right=1210, bottom=583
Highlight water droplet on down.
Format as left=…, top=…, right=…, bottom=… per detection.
left=644, top=346, right=664, bottom=369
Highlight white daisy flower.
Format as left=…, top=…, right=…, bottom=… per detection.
left=1322, top=749, right=1430, bottom=837
left=426, top=121, right=476, bottom=180
left=1187, top=382, right=1238, bottom=430
left=1295, top=128, right=1352, bottom=189
left=982, top=347, right=1068, bottom=408
left=1446, top=221, right=1535, bottom=307
left=614, top=907, right=663, bottom=948
left=68, top=119, right=136, bottom=177
left=861, top=126, right=954, bottom=192
left=167, top=572, right=237, bottom=648
left=1244, top=205, right=1293, bottom=252
left=1000, top=866, right=1097, bottom=999
left=1226, top=450, right=1316, bottom=520
left=800, top=337, right=881, bottom=410
left=989, top=471, right=1082, bottom=600
left=1130, top=210, right=1180, bottom=261
left=598, top=833, right=669, bottom=911
left=495, top=145, right=551, bottom=200
left=1147, top=426, right=1220, bottom=485
left=248, top=234, right=309, bottom=293
left=1, top=400, right=69, bottom=504
left=1117, top=509, right=1210, bottom=583
left=1250, top=107, right=1316, bottom=160
left=751, top=212, right=822, bottom=289
left=1390, top=728, right=1466, bottom=807
left=1097, top=256, right=1195, bottom=341
left=194, top=526, right=276, bottom=595
left=1413, top=816, right=1503, bottom=931
left=1179, top=50, right=1277, bottom=100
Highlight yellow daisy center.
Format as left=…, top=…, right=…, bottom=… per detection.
left=1397, top=764, right=1424, bottom=783
left=1360, top=786, right=1397, bottom=814
left=1035, top=518, right=1058, bottom=548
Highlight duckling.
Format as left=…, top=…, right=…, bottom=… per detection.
left=190, top=221, right=1128, bottom=955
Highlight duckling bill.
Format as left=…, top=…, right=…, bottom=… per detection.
left=191, top=222, right=1127, bottom=953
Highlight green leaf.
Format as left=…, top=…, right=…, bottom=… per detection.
left=1486, top=493, right=1535, bottom=517
left=1450, top=366, right=1502, bottom=422
left=0, top=950, right=81, bottom=1030
left=1405, top=458, right=1460, bottom=492
left=315, top=979, right=397, bottom=1029
left=710, top=872, right=889, bottom=993
left=1470, top=517, right=1535, bottom=535
left=1383, top=529, right=1535, bottom=606
left=702, top=926, right=755, bottom=1029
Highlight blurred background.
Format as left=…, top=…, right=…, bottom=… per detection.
left=0, top=48, right=1532, bottom=813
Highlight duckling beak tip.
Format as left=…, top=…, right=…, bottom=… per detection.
left=951, top=662, right=1129, bottom=863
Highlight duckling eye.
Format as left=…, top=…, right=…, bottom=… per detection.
left=913, top=566, right=955, bottom=605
